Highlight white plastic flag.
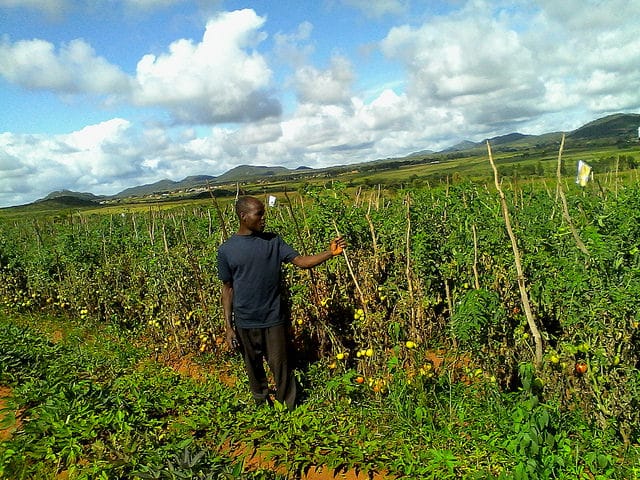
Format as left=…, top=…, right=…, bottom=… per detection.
left=576, top=160, right=592, bottom=187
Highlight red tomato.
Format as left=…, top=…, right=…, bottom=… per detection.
left=575, top=361, right=588, bottom=375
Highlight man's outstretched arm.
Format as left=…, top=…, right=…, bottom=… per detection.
left=291, top=236, right=347, bottom=269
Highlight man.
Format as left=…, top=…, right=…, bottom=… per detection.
left=217, top=196, right=347, bottom=409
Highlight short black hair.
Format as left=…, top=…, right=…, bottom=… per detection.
left=235, top=196, right=262, bottom=217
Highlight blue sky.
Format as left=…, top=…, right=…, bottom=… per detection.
left=1, top=0, right=639, bottom=207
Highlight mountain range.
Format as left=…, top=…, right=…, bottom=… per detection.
left=30, top=112, right=640, bottom=208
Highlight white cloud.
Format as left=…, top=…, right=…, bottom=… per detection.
left=273, top=21, right=314, bottom=68
left=381, top=15, right=538, bottom=104
left=0, top=119, right=154, bottom=206
left=0, top=9, right=282, bottom=125
left=61, top=118, right=142, bottom=178
left=2, top=2, right=640, bottom=208
left=380, top=25, right=534, bottom=134
left=0, top=143, right=29, bottom=178
left=238, top=121, right=283, bottom=145
left=132, top=9, right=281, bottom=124
left=0, top=117, right=273, bottom=206
left=537, top=0, right=640, bottom=31
left=377, top=0, right=640, bottom=137
left=541, top=80, right=580, bottom=110
left=355, top=89, right=411, bottom=131
left=0, top=37, right=131, bottom=94
left=293, top=56, right=354, bottom=105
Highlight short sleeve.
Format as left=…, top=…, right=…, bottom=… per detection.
left=279, top=236, right=300, bottom=263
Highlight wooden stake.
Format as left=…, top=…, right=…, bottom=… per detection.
left=487, top=141, right=543, bottom=368
left=206, top=181, right=229, bottom=241
left=365, top=213, right=380, bottom=274
left=555, top=134, right=590, bottom=256
left=404, top=195, right=417, bottom=330
left=472, top=224, right=480, bottom=290
left=333, top=220, right=367, bottom=312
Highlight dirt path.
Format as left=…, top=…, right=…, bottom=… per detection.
left=0, top=386, right=21, bottom=442
left=302, top=468, right=389, bottom=480
left=228, top=442, right=392, bottom=480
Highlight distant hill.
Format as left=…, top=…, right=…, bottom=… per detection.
left=214, top=165, right=291, bottom=183
left=41, top=190, right=104, bottom=203
left=24, top=112, right=640, bottom=210
left=484, top=132, right=531, bottom=146
left=441, top=113, right=640, bottom=152
left=32, top=195, right=100, bottom=209
left=406, top=149, right=435, bottom=157
left=114, top=175, right=217, bottom=198
left=444, top=133, right=533, bottom=152
left=110, top=166, right=291, bottom=199
left=116, top=179, right=181, bottom=198
left=568, top=113, right=640, bottom=141
left=182, top=175, right=218, bottom=184
left=442, top=140, right=479, bottom=153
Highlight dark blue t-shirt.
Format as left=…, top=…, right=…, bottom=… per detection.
left=217, top=232, right=300, bottom=328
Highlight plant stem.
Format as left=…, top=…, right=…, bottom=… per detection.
left=555, top=134, right=590, bottom=256
left=487, top=141, right=543, bottom=368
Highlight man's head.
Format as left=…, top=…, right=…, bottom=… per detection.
left=236, top=196, right=265, bottom=234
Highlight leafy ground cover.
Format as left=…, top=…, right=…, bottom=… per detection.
left=1, top=313, right=638, bottom=479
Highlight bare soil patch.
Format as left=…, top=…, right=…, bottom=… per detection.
left=227, top=443, right=393, bottom=480
left=0, top=386, right=22, bottom=442
left=159, top=350, right=239, bottom=387
left=50, top=329, right=64, bottom=343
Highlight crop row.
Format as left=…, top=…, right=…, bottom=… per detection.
left=1, top=177, right=640, bottom=444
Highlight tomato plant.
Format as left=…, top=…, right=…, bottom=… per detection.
left=1, top=172, right=640, bottom=451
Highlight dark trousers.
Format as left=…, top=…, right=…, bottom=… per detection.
left=235, top=324, right=298, bottom=409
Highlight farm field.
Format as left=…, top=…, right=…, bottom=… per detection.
left=2, top=142, right=640, bottom=478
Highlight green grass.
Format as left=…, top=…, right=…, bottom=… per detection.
left=1, top=313, right=638, bottom=479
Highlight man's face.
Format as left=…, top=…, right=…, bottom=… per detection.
left=241, top=200, right=266, bottom=233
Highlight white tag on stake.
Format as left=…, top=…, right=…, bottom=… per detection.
left=576, top=160, right=592, bottom=187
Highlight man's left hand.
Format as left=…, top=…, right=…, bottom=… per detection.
left=330, top=236, right=347, bottom=256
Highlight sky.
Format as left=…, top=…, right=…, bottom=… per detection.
left=1, top=0, right=639, bottom=207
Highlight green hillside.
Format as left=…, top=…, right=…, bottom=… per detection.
left=4, top=113, right=639, bottom=214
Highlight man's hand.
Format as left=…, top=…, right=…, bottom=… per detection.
left=330, top=236, right=347, bottom=256
left=225, top=328, right=239, bottom=351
